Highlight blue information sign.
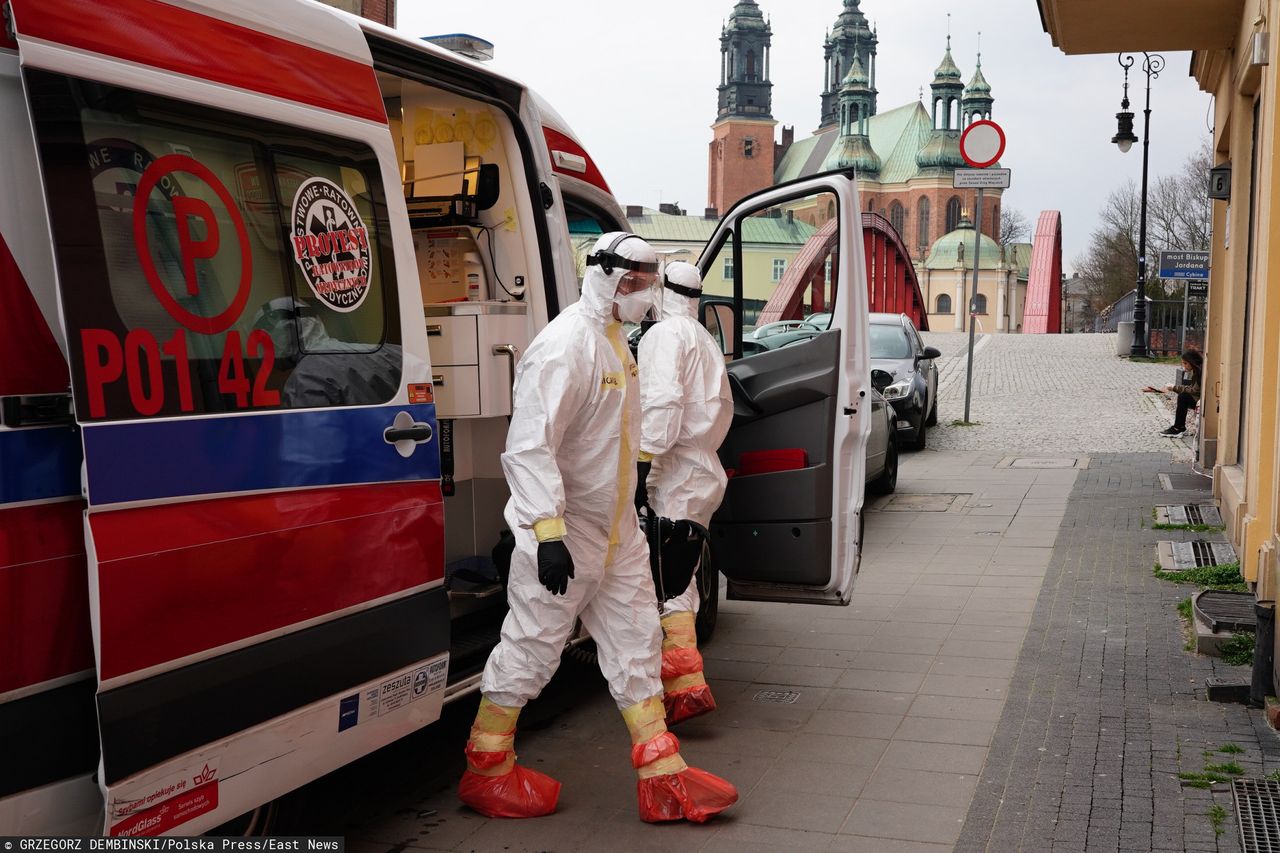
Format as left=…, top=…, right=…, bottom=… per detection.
left=1158, top=251, right=1210, bottom=280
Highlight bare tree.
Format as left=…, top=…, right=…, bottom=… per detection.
left=999, top=207, right=1030, bottom=245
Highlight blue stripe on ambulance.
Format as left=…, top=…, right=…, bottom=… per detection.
left=0, top=425, right=82, bottom=505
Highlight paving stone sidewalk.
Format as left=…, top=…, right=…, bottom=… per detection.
left=956, top=453, right=1280, bottom=853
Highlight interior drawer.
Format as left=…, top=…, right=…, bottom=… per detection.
left=433, top=365, right=481, bottom=418
left=427, top=315, right=478, bottom=365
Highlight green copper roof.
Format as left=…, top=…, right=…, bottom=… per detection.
left=774, top=101, right=933, bottom=185
left=924, top=224, right=1003, bottom=270
left=841, top=53, right=870, bottom=90
left=625, top=208, right=816, bottom=246
left=933, top=37, right=963, bottom=84
left=964, top=56, right=992, bottom=97
left=726, top=0, right=768, bottom=32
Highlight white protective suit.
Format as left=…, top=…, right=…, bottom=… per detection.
left=638, top=262, right=733, bottom=615
left=480, top=233, right=663, bottom=709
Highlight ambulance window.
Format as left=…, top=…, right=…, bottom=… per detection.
left=24, top=71, right=402, bottom=421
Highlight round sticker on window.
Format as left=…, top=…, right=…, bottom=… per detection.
left=290, top=177, right=373, bottom=312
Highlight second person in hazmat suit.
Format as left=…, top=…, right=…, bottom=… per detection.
left=634, top=261, right=733, bottom=724
left=457, top=233, right=737, bottom=823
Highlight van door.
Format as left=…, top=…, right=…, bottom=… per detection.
left=697, top=175, right=869, bottom=605
left=9, top=0, right=446, bottom=835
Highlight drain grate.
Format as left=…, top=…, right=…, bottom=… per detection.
left=1195, top=590, right=1258, bottom=633
left=1156, top=504, right=1224, bottom=527
left=882, top=493, right=964, bottom=512
left=1160, top=472, right=1214, bottom=492
left=1235, top=778, right=1280, bottom=852
left=753, top=689, right=800, bottom=704
left=1164, top=540, right=1239, bottom=570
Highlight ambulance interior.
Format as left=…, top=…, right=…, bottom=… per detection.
left=378, top=71, right=536, bottom=679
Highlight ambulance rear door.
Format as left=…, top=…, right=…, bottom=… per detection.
left=697, top=173, right=870, bottom=606
left=8, top=0, right=446, bottom=835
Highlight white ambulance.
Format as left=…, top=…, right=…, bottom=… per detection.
left=0, top=0, right=871, bottom=836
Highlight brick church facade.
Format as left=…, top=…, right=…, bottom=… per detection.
left=709, top=0, right=1002, bottom=265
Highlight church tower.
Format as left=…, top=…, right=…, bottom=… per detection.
left=819, top=0, right=877, bottom=130
left=708, top=0, right=779, bottom=213
left=961, top=49, right=994, bottom=126
left=916, top=35, right=967, bottom=174
left=828, top=53, right=881, bottom=177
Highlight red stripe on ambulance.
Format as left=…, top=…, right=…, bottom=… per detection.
left=0, top=502, right=93, bottom=694
left=9, top=0, right=387, bottom=124
left=93, top=482, right=443, bottom=680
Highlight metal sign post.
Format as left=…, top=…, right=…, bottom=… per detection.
left=955, top=120, right=1009, bottom=424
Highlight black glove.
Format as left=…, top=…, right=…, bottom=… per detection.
left=537, top=539, right=575, bottom=596
left=634, top=460, right=652, bottom=512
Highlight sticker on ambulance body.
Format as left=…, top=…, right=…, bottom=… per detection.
left=290, top=177, right=373, bottom=312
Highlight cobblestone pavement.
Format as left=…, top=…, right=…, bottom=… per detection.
left=920, top=332, right=1196, bottom=460
left=956, top=453, right=1280, bottom=853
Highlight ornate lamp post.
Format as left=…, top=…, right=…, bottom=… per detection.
left=1113, top=52, right=1164, bottom=358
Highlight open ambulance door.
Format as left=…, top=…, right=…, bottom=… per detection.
left=8, top=0, right=446, bottom=836
left=697, top=173, right=869, bottom=606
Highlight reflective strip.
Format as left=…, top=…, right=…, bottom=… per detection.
left=621, top=695, right=667, bottom=745
left=533, top=517, right=567, bottom=542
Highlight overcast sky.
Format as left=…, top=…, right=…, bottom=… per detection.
left=398, top=0, right=1213, bottom=272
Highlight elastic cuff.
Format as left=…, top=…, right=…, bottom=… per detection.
left=638, top=451, right=654, bottom=463
left=533, top=517, right=567, bottom=542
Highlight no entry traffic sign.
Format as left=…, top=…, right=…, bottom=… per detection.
left=959, top=120, right=1006, bottom=169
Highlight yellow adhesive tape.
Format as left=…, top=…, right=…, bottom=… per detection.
left=663, top=672, right=707, bottom=693
left=636, top=754, right=689, bottom=779
left=621, top=696, right=668, bottom=745
left=474, top=696, right=521, bottom=734
left=470, top=732, right=515, bottom=753
left=661, top=611, right=698, bottom=648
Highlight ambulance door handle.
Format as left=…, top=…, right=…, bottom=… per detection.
left=384, top=410, right=433, bottom=458
left=493, top=345, right=519, bottom=412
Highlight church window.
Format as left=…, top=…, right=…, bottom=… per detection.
left=936, top=294, right=952, bottom=314
left=743, top=137, right=755, bottom=157
left=772, top=258, right=786, bottom=282
left=946, top=196, right=962, bottom=233
left=889, top=202, right=905, bottom=236
left=973, top=293, right=988, bottom=314
left=746, top=50, right=756, bottom=82
left=918, top=197, right=931, bottom=249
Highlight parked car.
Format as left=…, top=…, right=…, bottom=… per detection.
left=865, top=374, right=898, bottom=495
left=869, top=313, right=940, bottom=450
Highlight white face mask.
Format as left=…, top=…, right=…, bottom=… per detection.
left=614, top=290, right=653, bottom=323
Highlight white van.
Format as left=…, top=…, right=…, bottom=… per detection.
left=0, top=0, right=870, bottom=835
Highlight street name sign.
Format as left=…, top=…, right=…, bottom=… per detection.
left=1158, top=250, right=1210, bottom=279
left=1188, top=282, right=1208, bottom=297
left=954, top=168, right=1011, bottom=189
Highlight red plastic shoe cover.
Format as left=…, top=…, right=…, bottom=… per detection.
left=661, top=647, right=703, bottom=680
left=631, top=731, right=681, bottom=768
left=663, top=684, right=717, bottom=725
left=458, top=745, right=561, bottom=819
left=637, top=766, right=738, bottom=823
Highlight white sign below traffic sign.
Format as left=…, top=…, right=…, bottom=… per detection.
left=954, top=168, right=1011, bottom=189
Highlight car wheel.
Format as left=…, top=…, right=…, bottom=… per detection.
left=925, top=396, right=938, bottom=426
left=912, top=413, right=927, bottom=451
left=870, top=435, right=898, bottom=495
left=694, top=542, right=719, bottom=644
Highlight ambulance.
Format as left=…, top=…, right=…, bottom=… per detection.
left=0, top=0, right=871, bottom=836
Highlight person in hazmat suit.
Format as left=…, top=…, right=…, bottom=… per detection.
left=634, top=261, right=733, bottom=724
left=457, top=233, right=738, bottom=823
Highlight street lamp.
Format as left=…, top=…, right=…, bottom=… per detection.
left=1113, top=52, right=1164, bottom=358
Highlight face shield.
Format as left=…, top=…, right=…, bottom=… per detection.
left=586, top=233, right=659, bottom=323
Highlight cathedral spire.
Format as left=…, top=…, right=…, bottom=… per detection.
left=820, top=0, right=877, bottom=129
left=716, top=0, right=774, bottom=121
left=917, top=32, right=966, bottom=173
left=962, top=34, right=994, bottom=126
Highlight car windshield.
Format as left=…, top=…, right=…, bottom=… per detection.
left=869, top=323, right=913, bottom=359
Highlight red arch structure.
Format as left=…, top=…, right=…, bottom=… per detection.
left=757, top=213, right=929, bottom=331
left=1023, top=210, right=1063, bottom=334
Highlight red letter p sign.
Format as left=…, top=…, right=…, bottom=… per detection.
left=173, top=196, right=220, bottom=297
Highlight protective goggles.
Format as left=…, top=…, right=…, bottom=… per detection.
left=585, top=233, right=660, bottom=277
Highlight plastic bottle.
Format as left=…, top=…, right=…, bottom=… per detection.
left=464, top=252, right=486, bottom=302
